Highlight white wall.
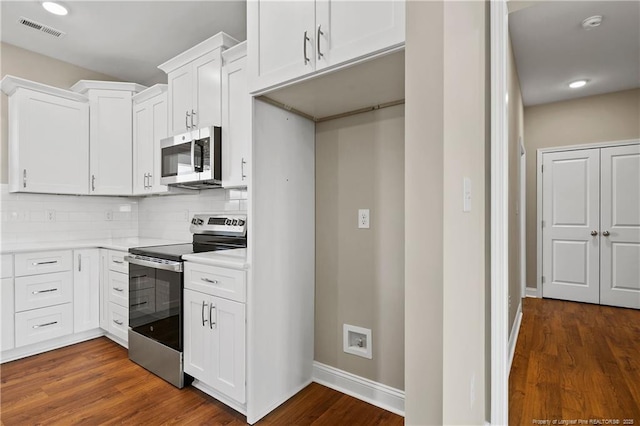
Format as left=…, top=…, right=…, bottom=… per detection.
left=405, top=1, right=488, bottom=424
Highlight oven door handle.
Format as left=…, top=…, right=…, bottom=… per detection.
left=124, top=255, right=183, bottom=273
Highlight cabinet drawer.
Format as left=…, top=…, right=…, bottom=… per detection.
left=108, top=270, right=129, bottom=308
left=14, top=250, right=72, bottom=277
left=1, top=254, right=13, bottom=278
left=185, top=263, right=246, bottom=303
left=15, top=303, right=73, bottom=347
left=108, top=251, right=128, bottom=273
left=107, top=303, right=129, bottom=343
left=15, top=271, right=72, bottom=312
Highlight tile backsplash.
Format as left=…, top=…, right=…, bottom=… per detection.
left=0, top=184, right=247, bottom=246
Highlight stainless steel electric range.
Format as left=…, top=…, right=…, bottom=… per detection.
left=124, top=214, right=247, bottom=388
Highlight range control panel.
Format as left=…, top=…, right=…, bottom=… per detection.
left=189, top=214, right=247, bottom=236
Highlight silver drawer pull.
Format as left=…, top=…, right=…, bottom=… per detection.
left=114, top=287, right=124, bottom=292
left=112, top=260, right=124, bottom=264
left=32, top=288, right=57, bottom=295
left=32, top=260, right=58, bottom=266
left=113, top=319, right=124, bottom=326
left=201, top=277, right=219, bottom=285
left=131, top=301, right=147, bottom=307
left=33, top=321, right=57, bottom=329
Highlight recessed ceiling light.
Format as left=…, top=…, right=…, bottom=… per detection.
left=569, top=80, right=588, bottom=89
left=581, top=15, right=603, bottom=30
left=42, top=1, right=68, bottom=16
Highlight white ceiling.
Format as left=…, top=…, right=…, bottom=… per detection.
left=509, top=1, right=640, bottom=106
left=1, top=1, right=247, bottom=86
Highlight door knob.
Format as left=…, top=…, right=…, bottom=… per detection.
left=602, top=230, right=610, bottom=237
left=591, top=230, right=598, bottom=236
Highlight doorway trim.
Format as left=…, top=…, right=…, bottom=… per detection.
left=535, top=139, right=640, bottom=299
left=490, top=0, right=509, bottom=423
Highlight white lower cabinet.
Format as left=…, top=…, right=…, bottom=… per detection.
left=184, top=266, right=246, bottom=404
left=1, top=277, right=15, bottom=351
left=100, top=249, right=129, bottom=346
left=73, top=249, right=100, bottom=333
left=15, top=303, right=73, bottom=347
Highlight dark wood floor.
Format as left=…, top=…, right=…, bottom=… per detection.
left=510, top=297, right=640, bottom=425
left=0, top=337, right=403, bottom=425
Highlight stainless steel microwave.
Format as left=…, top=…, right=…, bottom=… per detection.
left=160, top=126, right=221, bottom=189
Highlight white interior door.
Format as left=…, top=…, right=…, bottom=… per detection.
left=542, top=149, right=600, bottom=303
left=599, top=144, right=640, bottom=309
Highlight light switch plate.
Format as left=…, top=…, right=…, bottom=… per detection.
left=463, top=177, right=472, bottom=213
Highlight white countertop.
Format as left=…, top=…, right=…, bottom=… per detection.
left=183, top=248, right=248, bottom=270
left=0, top=237, right=188, bottom=254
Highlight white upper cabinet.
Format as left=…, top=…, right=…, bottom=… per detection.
left=159, top=33, right=238, bottom=136
left=248, top=0, right=405, bottom=93
left=71, top=81, right=146, bottom=196
left=1, top=76, right=89, bottom=195
left=132, top=85, right=169, bottom=195
left=222, top=42, right=250, bottom=188
left=248, top=0, right=316, bottom=93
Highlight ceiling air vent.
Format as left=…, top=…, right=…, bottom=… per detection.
left=18, top=17, right=66, bottom=38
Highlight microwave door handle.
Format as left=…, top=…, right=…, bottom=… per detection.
left=190, top=140, right=196, bottom=173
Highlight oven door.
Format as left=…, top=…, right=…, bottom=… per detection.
left=126, top=256, right=184, bottom=351
left=160, top=133, right=204, bottom=185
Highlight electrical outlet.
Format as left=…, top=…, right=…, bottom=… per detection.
left=105, top=210, right=113, bottom=221
left=358, top=209, right=370, bottom=229
left=46, top=210, right=56, bottom=222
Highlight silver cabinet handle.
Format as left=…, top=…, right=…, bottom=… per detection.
left=303, top=30, right=310, bottom=65
left=113, top=287, right=124, bottom=292
left=186, top=111, right=191, bottom=130
left=241, top=158, right=247, bottom=180
left=33, top=260, right=57, bottom=266
left=33, top=321, right=57, bottom=329
left=317, top=25, right=324, bottom=60
left=591, top=230, right=598, bottom=236
left=209, top=304, right=216, bottom=329
left=201, top=300, right=208, bottom=326
left=201, top=277, right=219, bottom=284
left=143, top=173, right=148, bottom=189
left=603, top=230, right=610, bottom=237
left=147, top=173, right=152, bottom=189
left=113, top=260, right=124, bottom=264
left=23, top=169, right=27, bottom=188
left=91, top=174, right=96, bottom=191
left=113, top=319, right=123, bottom=326
left=78, top=253, right=82, bottom=271
left=32, top=288, right=57, bottom=295
left=191, top=109, right=196, bottom=128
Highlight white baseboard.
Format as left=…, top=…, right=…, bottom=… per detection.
left=312, top=361, right=405, bottom=416
left=525, top=287, right=538, bottom=298
left=508, top=301, right=523, bottom=371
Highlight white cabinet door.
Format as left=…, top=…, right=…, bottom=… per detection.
left=315, top=0, right=405, bottom=70
left=167, top=66, right=193, bottom=136
left=248, top=0, right=316, bottom=92
left=1, top=277, right=14, bottom=351
left=9, top=88, right=89, bottom=194
left=210, top=296, right=246, bottom=403
left=600, top=144, right=640, bottom=309
left=222, top=52, right=250, bottom=188
left=88, top=90, right=133, bottom=195
left=184, top=289, right=211, bottom=380
left=133, top=93, right=169, bottom=195
left=192, top=49, right=223, bottom=130
left=73, top=249, right=100, bottom=333
left=542, top=149, right=601, bottom=304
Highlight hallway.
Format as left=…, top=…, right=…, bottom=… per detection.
left=509, top=298, right=640, bottom=425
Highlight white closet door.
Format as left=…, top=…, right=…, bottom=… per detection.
left=600, top=144, right=640, bottom=309
left=542, top=149, right=600, bottom=304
